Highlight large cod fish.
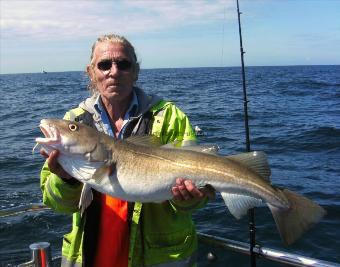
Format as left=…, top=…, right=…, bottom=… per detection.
left=36, top=119, right=326, bottom=245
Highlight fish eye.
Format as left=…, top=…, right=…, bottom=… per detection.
left=68, top=123, right=78, bottom=131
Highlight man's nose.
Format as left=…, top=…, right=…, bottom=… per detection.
left=108, top=63, right=119, bottom=75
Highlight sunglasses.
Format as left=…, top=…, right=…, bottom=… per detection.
left=97, top=59, right=132, bottom=72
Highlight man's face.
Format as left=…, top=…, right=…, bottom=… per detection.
left=88, top=41, right=137, bottom=103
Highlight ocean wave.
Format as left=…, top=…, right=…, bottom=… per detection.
left=281, top=79, right=340, bottom=89
left=295, top=127, right=340, bottom=151
left=254, top=126, right=340, bottom=152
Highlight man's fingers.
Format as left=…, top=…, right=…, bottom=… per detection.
left=47, top=150, right=60, bottom=168
left=40, top=148, right=59, bottom=170
left=171, top=187, right=184, bottom=201
left=39, top=148, right=74, bottom=181
left=172, top=178, right=190, bottom=200
left=184, top=180, right=204, bottom=198
left=49, top=150, right=60, bottom=160
left=175, top=178, right=185, bottom=186
left=178, top=181, right=193, bottom=200
left=39, top=148, right=49, bottom=158
left=172, top=178, right=215, bottom=201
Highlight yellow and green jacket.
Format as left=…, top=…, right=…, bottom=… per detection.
left=40, top=87, right=206, bottom=267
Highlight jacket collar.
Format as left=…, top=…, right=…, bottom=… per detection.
left=79, top=87, right=162, bottom=119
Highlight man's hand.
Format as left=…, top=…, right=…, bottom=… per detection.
left=171, top=178, right=215, bottom=201
left=40, top=149, right=74, bottom=181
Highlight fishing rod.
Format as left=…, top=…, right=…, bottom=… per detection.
left=236, top=1, right=257, bottom=266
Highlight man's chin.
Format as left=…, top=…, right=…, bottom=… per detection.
left=101, top=91, right=132, bottom=103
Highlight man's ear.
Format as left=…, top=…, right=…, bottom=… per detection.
left=86, top=65, right=93, bottom=80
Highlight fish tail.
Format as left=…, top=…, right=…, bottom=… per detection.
left=268, top=189, right=326, bottom=245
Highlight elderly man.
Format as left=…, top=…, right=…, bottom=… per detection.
left=40, top=34, right=212, bottom=267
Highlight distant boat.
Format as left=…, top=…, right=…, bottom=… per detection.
left=42, top=70, right=47, bottom=74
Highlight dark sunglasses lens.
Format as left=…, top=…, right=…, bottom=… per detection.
left=97, top=60, right=112, bottom=71
left=116, top=60, right=132, bottom=71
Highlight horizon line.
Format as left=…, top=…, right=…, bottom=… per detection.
left=1, top=63, right=339, bottom=75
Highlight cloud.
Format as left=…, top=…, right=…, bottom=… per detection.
left=0, top=0, right=235, bottom=40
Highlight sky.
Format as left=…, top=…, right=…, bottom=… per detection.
left=0, top=0, right=339, bottom=74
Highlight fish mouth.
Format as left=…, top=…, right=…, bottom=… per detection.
left=35, top=120, right=61, bottom=145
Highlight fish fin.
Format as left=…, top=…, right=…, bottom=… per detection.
left=92, top=165, right=113, bottom=183
left=125, top=135, right=163, bottom=147
left=268, top=189, right=326, bottom=245
left=79, top=183, right=93, bottom=216
left=221, top=192, right=263, bottom=219
left=226, top=151, right=271, bottom=181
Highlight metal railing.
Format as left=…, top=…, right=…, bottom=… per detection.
left=11, top=235, right=340, bottom=267
left=198, top=233, right=340, bottom=267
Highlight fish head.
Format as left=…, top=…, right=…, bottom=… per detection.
left=36, top=119, right=111, bottom=162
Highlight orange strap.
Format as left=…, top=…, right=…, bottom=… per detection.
left=94, top=194, right=129, bottom=267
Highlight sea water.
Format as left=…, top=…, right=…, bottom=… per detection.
left=0, top=65, right=339, bottom=266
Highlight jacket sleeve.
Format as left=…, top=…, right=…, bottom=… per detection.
left=151, top=102, right=208, bottom=212
left=40, top=162, right=83, bottom=213
left=40, top=110, right=83, bottom=214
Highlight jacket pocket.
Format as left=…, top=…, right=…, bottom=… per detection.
left=62, top=232, right=72, bottom=255
left=143, top=229, right=196, bottom=266
left=145, top=228, right=195, bottom=252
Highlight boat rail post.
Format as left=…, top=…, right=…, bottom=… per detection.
left=18, top=242, right=52, bottom=267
